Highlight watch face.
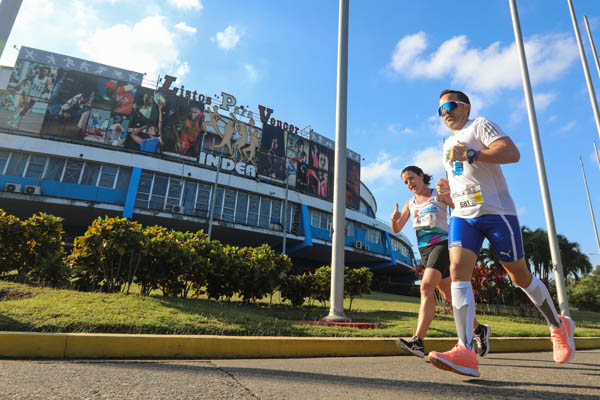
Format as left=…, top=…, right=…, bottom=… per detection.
left=467, top=149, right=476, bottom=163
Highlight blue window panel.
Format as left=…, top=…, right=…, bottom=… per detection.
left=5, top=153, right=28, bottom=177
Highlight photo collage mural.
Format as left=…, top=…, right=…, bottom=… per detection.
left=0, top=47, right=360, bottom=209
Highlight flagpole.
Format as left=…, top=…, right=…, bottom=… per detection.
left=568, top=0, right=600, bottom=143
left=584, top=16, right=600, bottom=80
left=323, top=0, right=350, bottom=322
left=508, top=0, right=570, bottom=315
left=579, top=156, right=600, bottom=256
left=0, top=0, right=23, bottom=59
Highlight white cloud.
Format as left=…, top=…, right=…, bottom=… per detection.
left=177, top=61, right=190, bottom=77
left=533, top=92, right=557, bottom=111
left=213, top=26, right=241, bottom=51
left=167, top=0, right=203, bottom=11
left=175, top=22, right=197, bottom=34
left=244, top=63, right=258, bottom=83
left=387, top=123, right=414, bottom=135
left=510, top=91, right=557, bottom=125
left=411, top=146, right=445, bottom=176
left=558, top=120, right=577, bottom=133
left=517, top=207, right=526, bottom=216
left=361, top=152, right=404, bottom=183
left=361, top=146, right=444, bottom=184
left=390, top=32, right=428, bottom=73
left=77, top=15, right=182, bottom=79
left=389, top=32, right=578, bottom=95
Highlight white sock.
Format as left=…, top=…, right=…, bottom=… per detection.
left=451, top=281, right=475, bottom=351
left=520, top=276, right=561, bottom=329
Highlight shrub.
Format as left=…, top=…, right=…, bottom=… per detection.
left=311, top=265, right=332, bottom=307
left=205, top=243, right=243, bottom=301
left=68, top=217, right=144, bottom=292
left=137, top=226, right=195, bottom=297
left=344, top=266, right=373, bottom=311
left=280, top=273, right=313, bottom=307
left=567, top=267, right=600, bottom=311
left=21, top=213, right=68, bottom=287
left=186, top=230, right=212, bottom=299
left=0, top=209, right=27, bottom=276
left=236, top=244, right=291, bottom=304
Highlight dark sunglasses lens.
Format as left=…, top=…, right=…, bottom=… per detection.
left=438, top=101, right=457, bottom=116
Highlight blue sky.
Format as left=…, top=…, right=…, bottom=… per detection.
left=3, top=0, right=600, bottom=269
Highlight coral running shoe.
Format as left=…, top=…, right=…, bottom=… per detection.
left=428, top=344, right=480, bottom=377
left=550, top=315, right=575, bottom=364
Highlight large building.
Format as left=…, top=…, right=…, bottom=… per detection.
left=0, top=46, right=416, bottom=281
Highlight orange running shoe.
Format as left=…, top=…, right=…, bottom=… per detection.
left=550, top=315, right=575, bottom=364
left=428, top=343, right=480, bottom=377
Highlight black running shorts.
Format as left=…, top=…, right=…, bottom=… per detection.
left=417, top=240, right=450, bottom=279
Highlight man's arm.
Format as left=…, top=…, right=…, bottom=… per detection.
left=447, top=137, right=520, bottom=165
left=477, top=136, right=520, bottom=164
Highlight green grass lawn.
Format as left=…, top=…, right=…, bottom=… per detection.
left=1, top=280, right=599, bottom=337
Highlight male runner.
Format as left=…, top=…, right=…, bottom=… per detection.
left=429, top=89, right=575, bottom=377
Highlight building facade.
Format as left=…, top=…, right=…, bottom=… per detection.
left=0, top=47, right=416, bottom=281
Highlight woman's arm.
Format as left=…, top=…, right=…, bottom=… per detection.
left=390, top=200, right=411, bottom=234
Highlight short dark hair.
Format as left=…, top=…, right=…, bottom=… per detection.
left=401, top=165, right=432, bottom=185
left=439, top=89, right=470, bottom=105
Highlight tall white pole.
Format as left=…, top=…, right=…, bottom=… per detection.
left=568, top=1, right=600, bottom=143
left=579, top=156, right=600, bottom=255
left=584, top=16, right=600, bottom=81
left=207, top=157, right=222, bottom=240
left=323, top=0, right=350, bottom=322
left=282, top=178, right=289, bottom=254
left=509, top=0, right=570, bottom=316
left=0, top=0, right=23, bottom=59
left=594, top=141, right=600, bottom=168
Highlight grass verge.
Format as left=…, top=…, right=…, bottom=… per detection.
left=1, top=280, right=599, bottom=337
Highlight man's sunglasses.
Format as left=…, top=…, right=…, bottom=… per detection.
left=438, top=101, right=468, bottom=117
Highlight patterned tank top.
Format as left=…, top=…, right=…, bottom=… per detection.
left=408, top=188, right=449, bottom=248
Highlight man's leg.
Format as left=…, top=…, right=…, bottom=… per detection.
left=501, top=258, right=574, bottom=363
left=428, top=216, right=483, bottom=377
left=486, top=214, right=574, bottom=364
left=449, top=247, right=478, bottom=351
left=437, top=275, right=491, bottom=357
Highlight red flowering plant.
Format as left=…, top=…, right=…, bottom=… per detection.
left=472, top=261, right=510, bottom=313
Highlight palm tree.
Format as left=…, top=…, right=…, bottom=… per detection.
left=521, top=226, right=592, bottom=281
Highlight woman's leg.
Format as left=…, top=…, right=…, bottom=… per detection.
left=414, top=267, right=443, bottom=339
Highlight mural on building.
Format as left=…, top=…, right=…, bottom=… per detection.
left=0, top=47, right=362, bottom=208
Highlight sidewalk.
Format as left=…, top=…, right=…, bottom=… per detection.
left=1, top=331, right=599, bottom=359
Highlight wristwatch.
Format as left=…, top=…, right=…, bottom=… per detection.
left=467, top=149, right=477, bottom=164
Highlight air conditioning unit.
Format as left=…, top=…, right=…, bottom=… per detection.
left=4, top=183, right=21, bottom=193
left=269, top=222, right=282, bottom=231
left=354, top=240, right=363, bottom=249
left=173, top=205, right=182, bottom=213
left=24, top=185, right=42, bottom=195
left=164, top=205, right=174, bottom=212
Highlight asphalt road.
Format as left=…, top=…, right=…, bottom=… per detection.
left=1, top=350, right=598, bottom=399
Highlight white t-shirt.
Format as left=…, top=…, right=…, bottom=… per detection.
left=442, top=117, right=517, bottom=219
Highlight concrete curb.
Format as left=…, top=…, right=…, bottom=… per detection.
left=1, top=332, right=599, bottom=359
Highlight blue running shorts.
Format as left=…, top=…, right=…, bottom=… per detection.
left=448, top=214, right=524, bottom=262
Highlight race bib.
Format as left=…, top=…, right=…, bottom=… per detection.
left=412, top=208, right=437, bottom=229
left=452, top=185, right=484, bottom=209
